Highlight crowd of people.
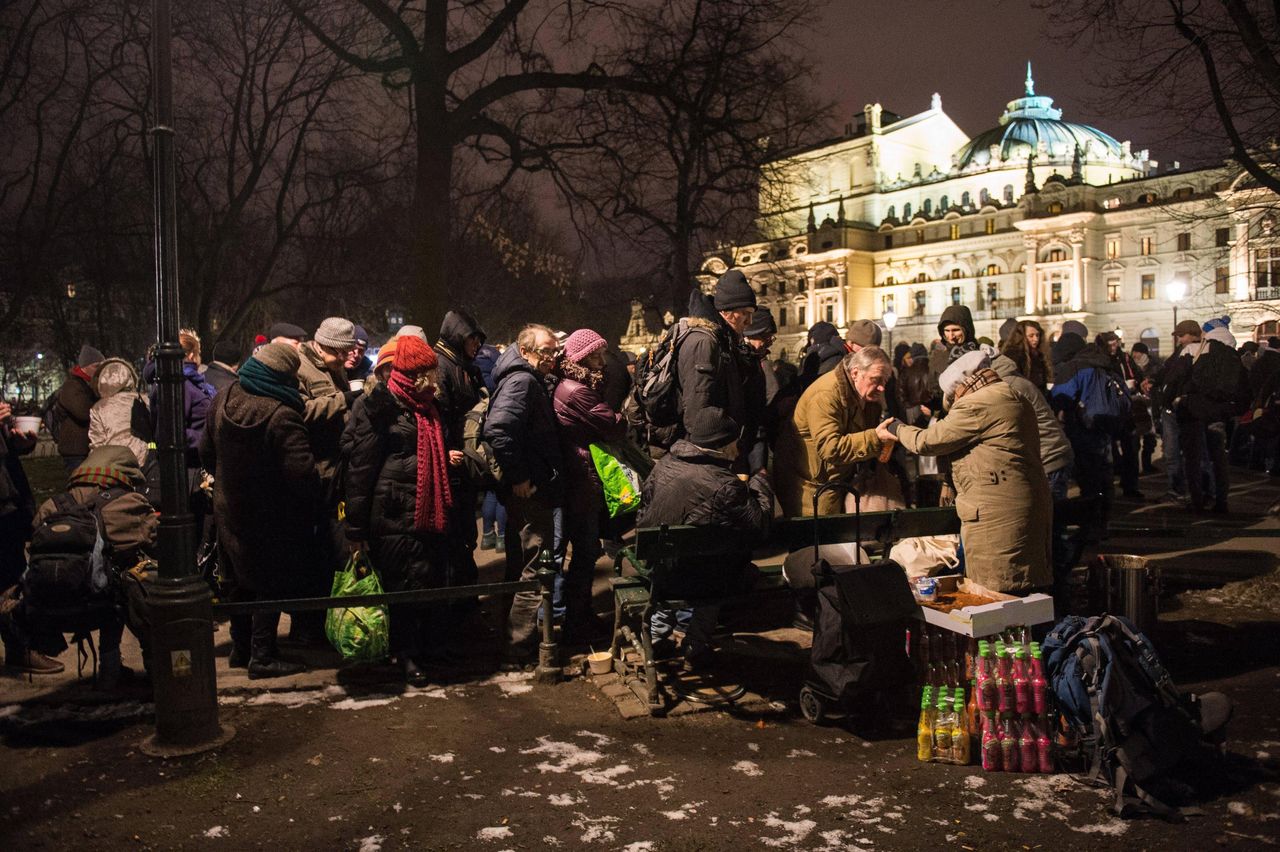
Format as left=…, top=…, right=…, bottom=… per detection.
left=1, top=271, right=1277, bottom=684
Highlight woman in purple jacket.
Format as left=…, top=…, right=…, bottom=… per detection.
left=553, top=329, right=625, bottom=645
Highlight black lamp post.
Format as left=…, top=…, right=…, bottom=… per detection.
left=140, top=0, right=233, bottom=757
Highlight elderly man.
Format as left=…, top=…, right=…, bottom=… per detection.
left=774, top=346, right=892, bottom=516
left=878, top=352, right=1051, bottom=594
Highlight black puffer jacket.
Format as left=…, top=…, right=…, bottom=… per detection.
left=638, top=439, right=773, bottom=571
left=677, top=291, right=745, bottom=443
left=800, top=322, right=846, bottom=389
left=341, top=383, right=448, bottom=591
left=434, top=310, right=485, bottom=454
left=485, top=345, right=564, bottom=502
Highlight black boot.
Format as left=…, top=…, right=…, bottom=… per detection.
left=248, top=656, right=305, bottom=679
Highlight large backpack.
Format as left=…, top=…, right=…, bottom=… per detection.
left=631, top=319, right=713, bottom=430
left=1042, top=615, right=1232, bottom=820
left=462, top=389, right=503, bottom=489
left=1073, top=368, right=1131, bottom=436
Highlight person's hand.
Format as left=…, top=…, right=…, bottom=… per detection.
left=512, top=480, right=535, bottom=499
left=1141, top=379, right=1153, bottom=394
left=448, top=450, right=464, bottom=467
left=918, top=405, right=932, bottom=419
left=0, top=402, right=11, bottom=422
left=875, top=417, right=897, bottom=443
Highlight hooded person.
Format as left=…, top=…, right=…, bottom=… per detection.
left=23, top=445, right=158, bottom=689
left=927, top=305, right=978, bottom=403
left=799, top=321, right=847, bottom=389
left=50, top=344, right=106, bottom=470
left=341, top=336, right=455, bottom=684
left=549, top=329, right=625, bottom=645
left=201, top=343, right=316, bottom=678
left=88, top=358, right=151, bottom=467
left=879, top=351, right=1052, bottom=594
left=671, top=271, right=753, bottom=450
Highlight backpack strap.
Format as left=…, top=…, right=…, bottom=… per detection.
left=1075, top=635, right=1109, bottom=786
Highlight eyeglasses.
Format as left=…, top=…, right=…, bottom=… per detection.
left=534, top=346, right=561, bottom=358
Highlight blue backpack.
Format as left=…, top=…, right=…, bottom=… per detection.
left=1072, top=368, right=1131, bottom=436
left=1043, top=615, right=1232, bottom=820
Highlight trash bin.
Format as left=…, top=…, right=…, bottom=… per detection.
left=1088, top=555, right=1161, bottom=634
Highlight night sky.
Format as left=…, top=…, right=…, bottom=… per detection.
left=810, top=0, right=1173, bottom=163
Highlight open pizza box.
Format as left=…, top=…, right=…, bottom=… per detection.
left=918, top=575, right=1055, bottom=638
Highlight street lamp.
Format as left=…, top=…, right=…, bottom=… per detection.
left=1166, top=278, right=1187, bottom=329
left=882, top=308, right=898, bottom=353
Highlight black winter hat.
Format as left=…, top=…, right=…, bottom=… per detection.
left=267, top=322, right=307, bottom=341
left=744, top=309, right=777, bottom=339
left=714, top=269, right=757, bottom=312
left=212, top=339, right=242, bottom=366
left=687, top=410, right=740, bottom=449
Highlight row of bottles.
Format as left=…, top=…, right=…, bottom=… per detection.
left=979, top=712, right=1053, bottom=773
left=974, top=638, right=1048, bottom=716
left=916, top=685, right=970, bottom=765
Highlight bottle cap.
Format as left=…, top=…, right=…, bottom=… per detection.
left=1015, top=647, right=1026, bottom=658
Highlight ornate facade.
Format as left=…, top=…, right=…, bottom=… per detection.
left=679, top=65, right=1279, bottom=360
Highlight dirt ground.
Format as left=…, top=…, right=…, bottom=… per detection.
left=2, top=469, right=1279, bottom=850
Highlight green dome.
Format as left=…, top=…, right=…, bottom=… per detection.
left=953, top=64, right=1125, bottom=172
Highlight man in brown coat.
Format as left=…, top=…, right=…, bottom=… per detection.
left=774, top=346, right=892, bottom=516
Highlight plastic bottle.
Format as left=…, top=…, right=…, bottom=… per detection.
left=1029, top=643, right=1048, bottom=716
left=1034, top=716, right=1054, bottom=773
left=917, top=687, right=935, bottom=762
left=965, top=636, right=979, bottom=681
left=1018, top=716, right=1037, bottom=773
left=1013, top=647, right=1030, bottom=715
left=966, top=678, right=979, bottom=735
left=999, top=714, right=1020, bottom=772
left=933, top=687, right=953, bottom=763
left=980, top=711, right=1001, bottom=771
left=952, top=692, right=971, bottom=765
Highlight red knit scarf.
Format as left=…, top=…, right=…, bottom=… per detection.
left=386, top=369, right=453, bottom=533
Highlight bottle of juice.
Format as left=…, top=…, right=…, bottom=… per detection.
left=1013, top=647, right=1030, bottom=715
left=917, top=687, right=935, bottom=762
left=999, top=714, right=1020, bottom=772
left=933, top=686, right=953, bottom=763
left=980, top=711, right=1001, bottom=771
left=965, top=635, right=979, bottom=681
left=1034, top=716, right=1054, bottom=773
left=1029, top=642, right=1048, bottom=716
left=1018, top=716, right=1037, bottom=773
left=966, top=678, right=979, bottom=734
left=952, top=692, right=971, bottom=765
left=995, top=641, right=1013, bottom=713
left=976, top=641, right=996, bottom=711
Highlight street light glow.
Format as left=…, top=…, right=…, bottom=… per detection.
left=1166, top=278, right=1187, bottom=303
left=882, top=309, right=898, bottom=331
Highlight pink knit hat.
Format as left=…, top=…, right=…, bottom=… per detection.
left=563, top=329, right=607, bottom=364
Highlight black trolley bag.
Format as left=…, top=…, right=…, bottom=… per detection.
left=798, top=482, right=919, bottom=725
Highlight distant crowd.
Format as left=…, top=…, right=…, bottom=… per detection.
left=1, top=273, right=1276, bottom=684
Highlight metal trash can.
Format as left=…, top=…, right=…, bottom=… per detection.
left=1088, top=555, right=1162, bottom=634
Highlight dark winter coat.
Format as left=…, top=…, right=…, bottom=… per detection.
left=1250, top=349, right=1280, bottom=407
left=340, top=383, right=448, bottom=592
left=928, top=305, right=978, bottom=398
left=638, top=439, right=773, bottom=573
left=434, top=310, right=485, bottom=453
left=1183, top=339, right=1249, bottom=424
left=474, top=344, right=501, bottom=394
left=52, top=370, right=97, bottom=458
left=200, top=382, right=319, bottom=595
left=553, top=377, right=625, bottom=515
left=485, top=346, right=564, bottom=502
left=0, top=427, right=35, bottom=523
left=1049, top=338, right=1120, bottom=452
left=600, top=347, right=633, bottom=414
left=146, top=360, right=216, bottom=468
left=204, top=362, right=238, bottom=395
left=677, top=292, right=745, bottom=442
left=799, top=322, right=847, bottom=389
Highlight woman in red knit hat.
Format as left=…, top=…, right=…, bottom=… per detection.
left=340, top=335, right=459, bottom=685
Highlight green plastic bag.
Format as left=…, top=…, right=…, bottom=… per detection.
left=325, top=551, right=390, bottom=663
left=590, top=441, right=653, bottom=518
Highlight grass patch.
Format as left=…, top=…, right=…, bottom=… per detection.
left=21, top=454, right=66, bottom=507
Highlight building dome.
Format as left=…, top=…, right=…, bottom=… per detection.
left=952, top=63, right=1126, bottom=172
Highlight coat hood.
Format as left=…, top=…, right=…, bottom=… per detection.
left=491, top=342, right=543, bottom=387
left=937, top=304, right=976, bottom=343
left=1051, top=332, right=1086, bottom=366
left=218, top=381, right=289, bottom=438
left=437, top=310, right=486, bottom=356
left=806, top=321, right=840, bottom=348
left=989, top=353, right=1019, bottom=380
left=69, top=445, right=146, bottom=491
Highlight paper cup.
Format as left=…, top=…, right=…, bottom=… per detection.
left=11, top=416, right=41, bottom=435
left=349, top=379, right=365, bottom=393
left=587, top=651, right=613, bottom=676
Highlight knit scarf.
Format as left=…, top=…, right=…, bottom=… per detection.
left=237, top=357, right=304, bottom=412
left=387, top=369, right=453, bottom=533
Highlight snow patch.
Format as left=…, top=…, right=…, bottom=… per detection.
left=786, top=749, right=816, bottom=758
left=357, top=835, right=384, bottom=852
left=475, top=826, right=513, bottom=841
left=570, top=813, right=620, bottom=844
left=620, top=843, right=655, bottom=852
left=331, top=696, right=397, bottom=711
left=548, top=793, right=585, bottom=807
left=580, top=764, right=633, bottom=784
left=759, top=812, right=817, bottom=847
left=963, top=775, right=987, bottom=789
left=203, top=826, right=227, bottom=838
left=429, top=752, right=455, bottom=764
left=732, top=760, right=764, bottom=777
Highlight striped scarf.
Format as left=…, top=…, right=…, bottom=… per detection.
left=954, top=368, right=1003, bottom=401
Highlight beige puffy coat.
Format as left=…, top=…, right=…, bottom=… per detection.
left=891, top=379, right=1051, bottom=593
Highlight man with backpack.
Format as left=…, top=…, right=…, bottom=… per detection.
left=48, top=344, right=105, bottom=471
left=1097, top=331, right=1146, bottom=502
left=20, top=445, right=157, bottom=690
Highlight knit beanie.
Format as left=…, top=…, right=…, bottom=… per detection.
left=909, top=342, right=928, bottom=359
left=687, top=410, right=739, bottom=450
left=713, top=269, right=757, bottom=312
left=253, top=342, right=302, bottom=375
left=846, top=319, right=882, bottom=348
left=1173, top=319, right=1202, bottom=338
left=1131, top=342, right=1149, bottom=354
left=562, top=329, right=607, bottom=364
left=393, top=335, right=438, bottom=372
left=352, top=325, right=369, bottom=346
left=396, top=324, right=428, bottom=343
left=314, top=317, right=357, bottom=350
left=744, top=310, right=778, bottom=339
left=77, top=344, right=105, bottom=367
left=998, top=317, right=1019, bottom=345
left=212, top=339, right=242, bottom=366
left=1061, top=320, right=1089, bottom=340
left=939, top=350, right=991, bottom=399
left=375, top=338, right=399, bottom=371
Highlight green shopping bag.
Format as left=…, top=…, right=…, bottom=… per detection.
left=590, top=441, right=653, bottom=518
left=325, top=551, right=390, bottom=663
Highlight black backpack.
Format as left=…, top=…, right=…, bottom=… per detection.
left=631, top=319, right=713, bottom=430
left=22, top=487, right=127, bottom=632
left=1043, top=615, right=1233, bottom=820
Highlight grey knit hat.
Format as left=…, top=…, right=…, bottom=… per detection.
left=314, top=317, right=357, bottom=350
left=77, top=344, right=105, bottom=367
left=846, top=319, right=882, bottom=348
left=254, top=342, right=301, bottom=374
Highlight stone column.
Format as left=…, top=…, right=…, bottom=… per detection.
left=1069, top=233, right=1085, bottom=310
left=1023, top=235, right=1038, bottom=313
left=807, top=269, right=818, bottom=324
left=1232, top=217, right=1250, bottom=300
left=836, top=267, right=847, bottom=325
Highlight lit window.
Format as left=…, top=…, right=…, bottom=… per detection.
left=884, top=234, right=893, bottom=249
left=1047, top=201, right=1063, bottom=214
left=1051, top=280, right=1062, bottom=304
left=1140, top=236, right=1153, bottom=256
left=825, top=304, right=834, bottom=323
left=1107, top=278, right=1121, bottom=302
left=1003, top=185, right=1014, bottom=204
left=916, top=228, right=925, bottom=244
left=950, top=269, right=963, bottom=280
left=985, top=218, right=995, bottom=235
left=1048, top=248, right=1066, bottom=263
left=914, top=291, right=927, bottom=316
left=884, top=276, right=896, bottom=286
left=883, top=295, right=894, bottom=313
left=1141, top=274, right=1155, bottom=300
left=950, top=223, right=960, bottom=240
left=1215, top=266, right=1230, bottom=295
left=951, top=287, right=961, bottom=306
left=986, top=282, right=998, bottom=304
left=983, top=264, right=999, bottom=276
left=916, top=272, right=929, bottom=283
left=904, top=202, right=913, bottom=219
left=1258, top=247, right=1276, bottom=291
left=1103, top=197, right=1121, bottom=209
left=1106, top=237, right=1120, bottom=259
left=1176, top=232, right=1191, bottom=251
left=798, top=305, right=806, bottom=326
